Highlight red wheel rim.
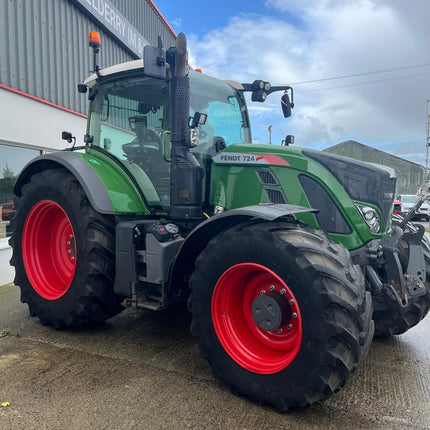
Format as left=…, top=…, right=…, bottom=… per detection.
left=22, top=200, right=76, bottom=300
left=212, top=263, right=302, bottom=374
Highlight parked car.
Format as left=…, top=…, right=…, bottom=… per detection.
left=393, top=199, right=402, bottom=214
left=396, top=194, right=430, bottom=220
left=1, top=202, right=15, bottom=221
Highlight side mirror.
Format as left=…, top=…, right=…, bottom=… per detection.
left=143, top=35, right=166, bottom=79
left=281, top=93, right=293, bottom=118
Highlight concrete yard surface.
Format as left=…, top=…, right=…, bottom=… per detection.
left=0, top=283, right=429, bottom=430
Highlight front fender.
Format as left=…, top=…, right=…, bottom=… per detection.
left=167, top=203, right=317, bottom=298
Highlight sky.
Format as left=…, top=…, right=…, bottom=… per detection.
left=155, top=0, right=430, bottom=166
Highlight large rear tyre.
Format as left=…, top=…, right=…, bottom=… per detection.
left=373, top=216, right=430, bottom=337
left=189, top=222, right=373, bottom=411
left=9, top=168, right=123, bottom=329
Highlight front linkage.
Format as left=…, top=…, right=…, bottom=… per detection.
left=353, top=183, right=430, bottom=336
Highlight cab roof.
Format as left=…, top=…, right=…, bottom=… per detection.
left=83, top=59, right=243, bottom=90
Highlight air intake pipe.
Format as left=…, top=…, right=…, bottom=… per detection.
left=169, top=33, right=203, bottom=219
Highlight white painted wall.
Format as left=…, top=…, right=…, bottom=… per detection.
left=0, top=87, right=87, bottom=149
left=0, top=88, right=87, bottom=286
left=0, top=238, right=14, bottom=286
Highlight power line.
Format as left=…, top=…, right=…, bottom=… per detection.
left=289, top=62, right=430, bottom=86
left=296, top=71, right=430, bottom=94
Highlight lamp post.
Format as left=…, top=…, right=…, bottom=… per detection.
left=426, top=100, right=430, bottom=178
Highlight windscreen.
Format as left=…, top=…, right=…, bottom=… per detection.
left=189, top=70, right=251, bottom=147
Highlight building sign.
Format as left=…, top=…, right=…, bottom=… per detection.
left=73, top=0, right=149, bottom=58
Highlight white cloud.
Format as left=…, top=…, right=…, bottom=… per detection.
left=188, top=0, right=430, bottom=166
left=171, top=17, right=182, bottom=27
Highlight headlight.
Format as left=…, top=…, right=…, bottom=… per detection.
left=355, top=204, right=381, bottom=233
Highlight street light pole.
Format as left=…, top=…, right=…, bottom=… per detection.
left=426, top=100, right=430, bottom=178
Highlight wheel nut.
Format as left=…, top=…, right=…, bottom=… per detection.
left=276, top=328, right=283, bottom=333
left=66, top=241, right=71, bottom=245
left=287, top=324, right=293, bottom=329
left=291, top=312, right=297, bottom=319
left=269, top=285, right=275, bottom=291
left=69, top=234, right=73, bottom=238
left=70, top=257, right=75, bottom=261
left=67, top=250, right=72, bottom=254
left=260, top=290, right=266, bottom=295
left=289, top=299, right=295, bottom=306
left=280, top=288, right=286, bottom=295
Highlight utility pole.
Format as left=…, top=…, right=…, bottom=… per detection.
left=268, top=125, right=272, bottom=144
left=427, top=100, right=430, bottom=178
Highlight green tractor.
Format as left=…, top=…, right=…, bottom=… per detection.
left=9, top=33, right=430, bottom=411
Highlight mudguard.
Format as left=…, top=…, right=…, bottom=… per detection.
left=167, top=203, right=317, bottom=298
left=14, top=151, right=149, bottom=215
left=15, top=152, right=114, bottom=213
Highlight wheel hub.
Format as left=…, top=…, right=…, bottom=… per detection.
left=212, top=263, right=303, bottom=374
left=22, top=200, right=77, bottom=300
left=251, top=292, right=292, bottom=332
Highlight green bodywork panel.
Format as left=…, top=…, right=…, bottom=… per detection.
left=75, top=148, right=154, bottom=215
left=76, top=140, right=390, bottom=251
left=209, top=143, right=390, bottom=250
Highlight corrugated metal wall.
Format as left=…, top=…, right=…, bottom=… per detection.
left=0, top=0, right=176, bottom=115
left=324, top=140, right=426, bottom=194
left=111, top=0, right=176, bottom=47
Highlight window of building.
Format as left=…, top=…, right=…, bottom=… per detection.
left=0, top=144, right=42, bottom=238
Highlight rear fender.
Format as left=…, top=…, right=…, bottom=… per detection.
left=14, top=152, right=149, bottom=215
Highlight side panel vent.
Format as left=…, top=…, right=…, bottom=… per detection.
left=264, top=188, right=287, bottom=204
left=256, top=170, right=279, bottom=185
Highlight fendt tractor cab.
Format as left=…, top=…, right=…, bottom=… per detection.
left=10, top=33, right=430, bottom=411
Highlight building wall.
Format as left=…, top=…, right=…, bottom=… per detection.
left=324, top=140, right=426, bottom=195
left=0, top=0, right=176, bottom=115
left=0, top=0, right=175, bottom=286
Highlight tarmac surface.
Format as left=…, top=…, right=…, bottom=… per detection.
left=0, top=282, right=429, bottom=430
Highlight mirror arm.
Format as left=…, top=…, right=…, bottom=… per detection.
left=268, top=86, right=294, bottom=104
left=241, top=84, right=294, bottom=105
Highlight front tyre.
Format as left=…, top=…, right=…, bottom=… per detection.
left=10, top=168, right=123, bottom=329
left=189, top=222, right=374, bottom=411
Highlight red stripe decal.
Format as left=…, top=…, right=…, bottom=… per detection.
left=253, top=154, right=290, bottom=166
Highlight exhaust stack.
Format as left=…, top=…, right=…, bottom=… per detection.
left=169, top=33, right=203, bottom=220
